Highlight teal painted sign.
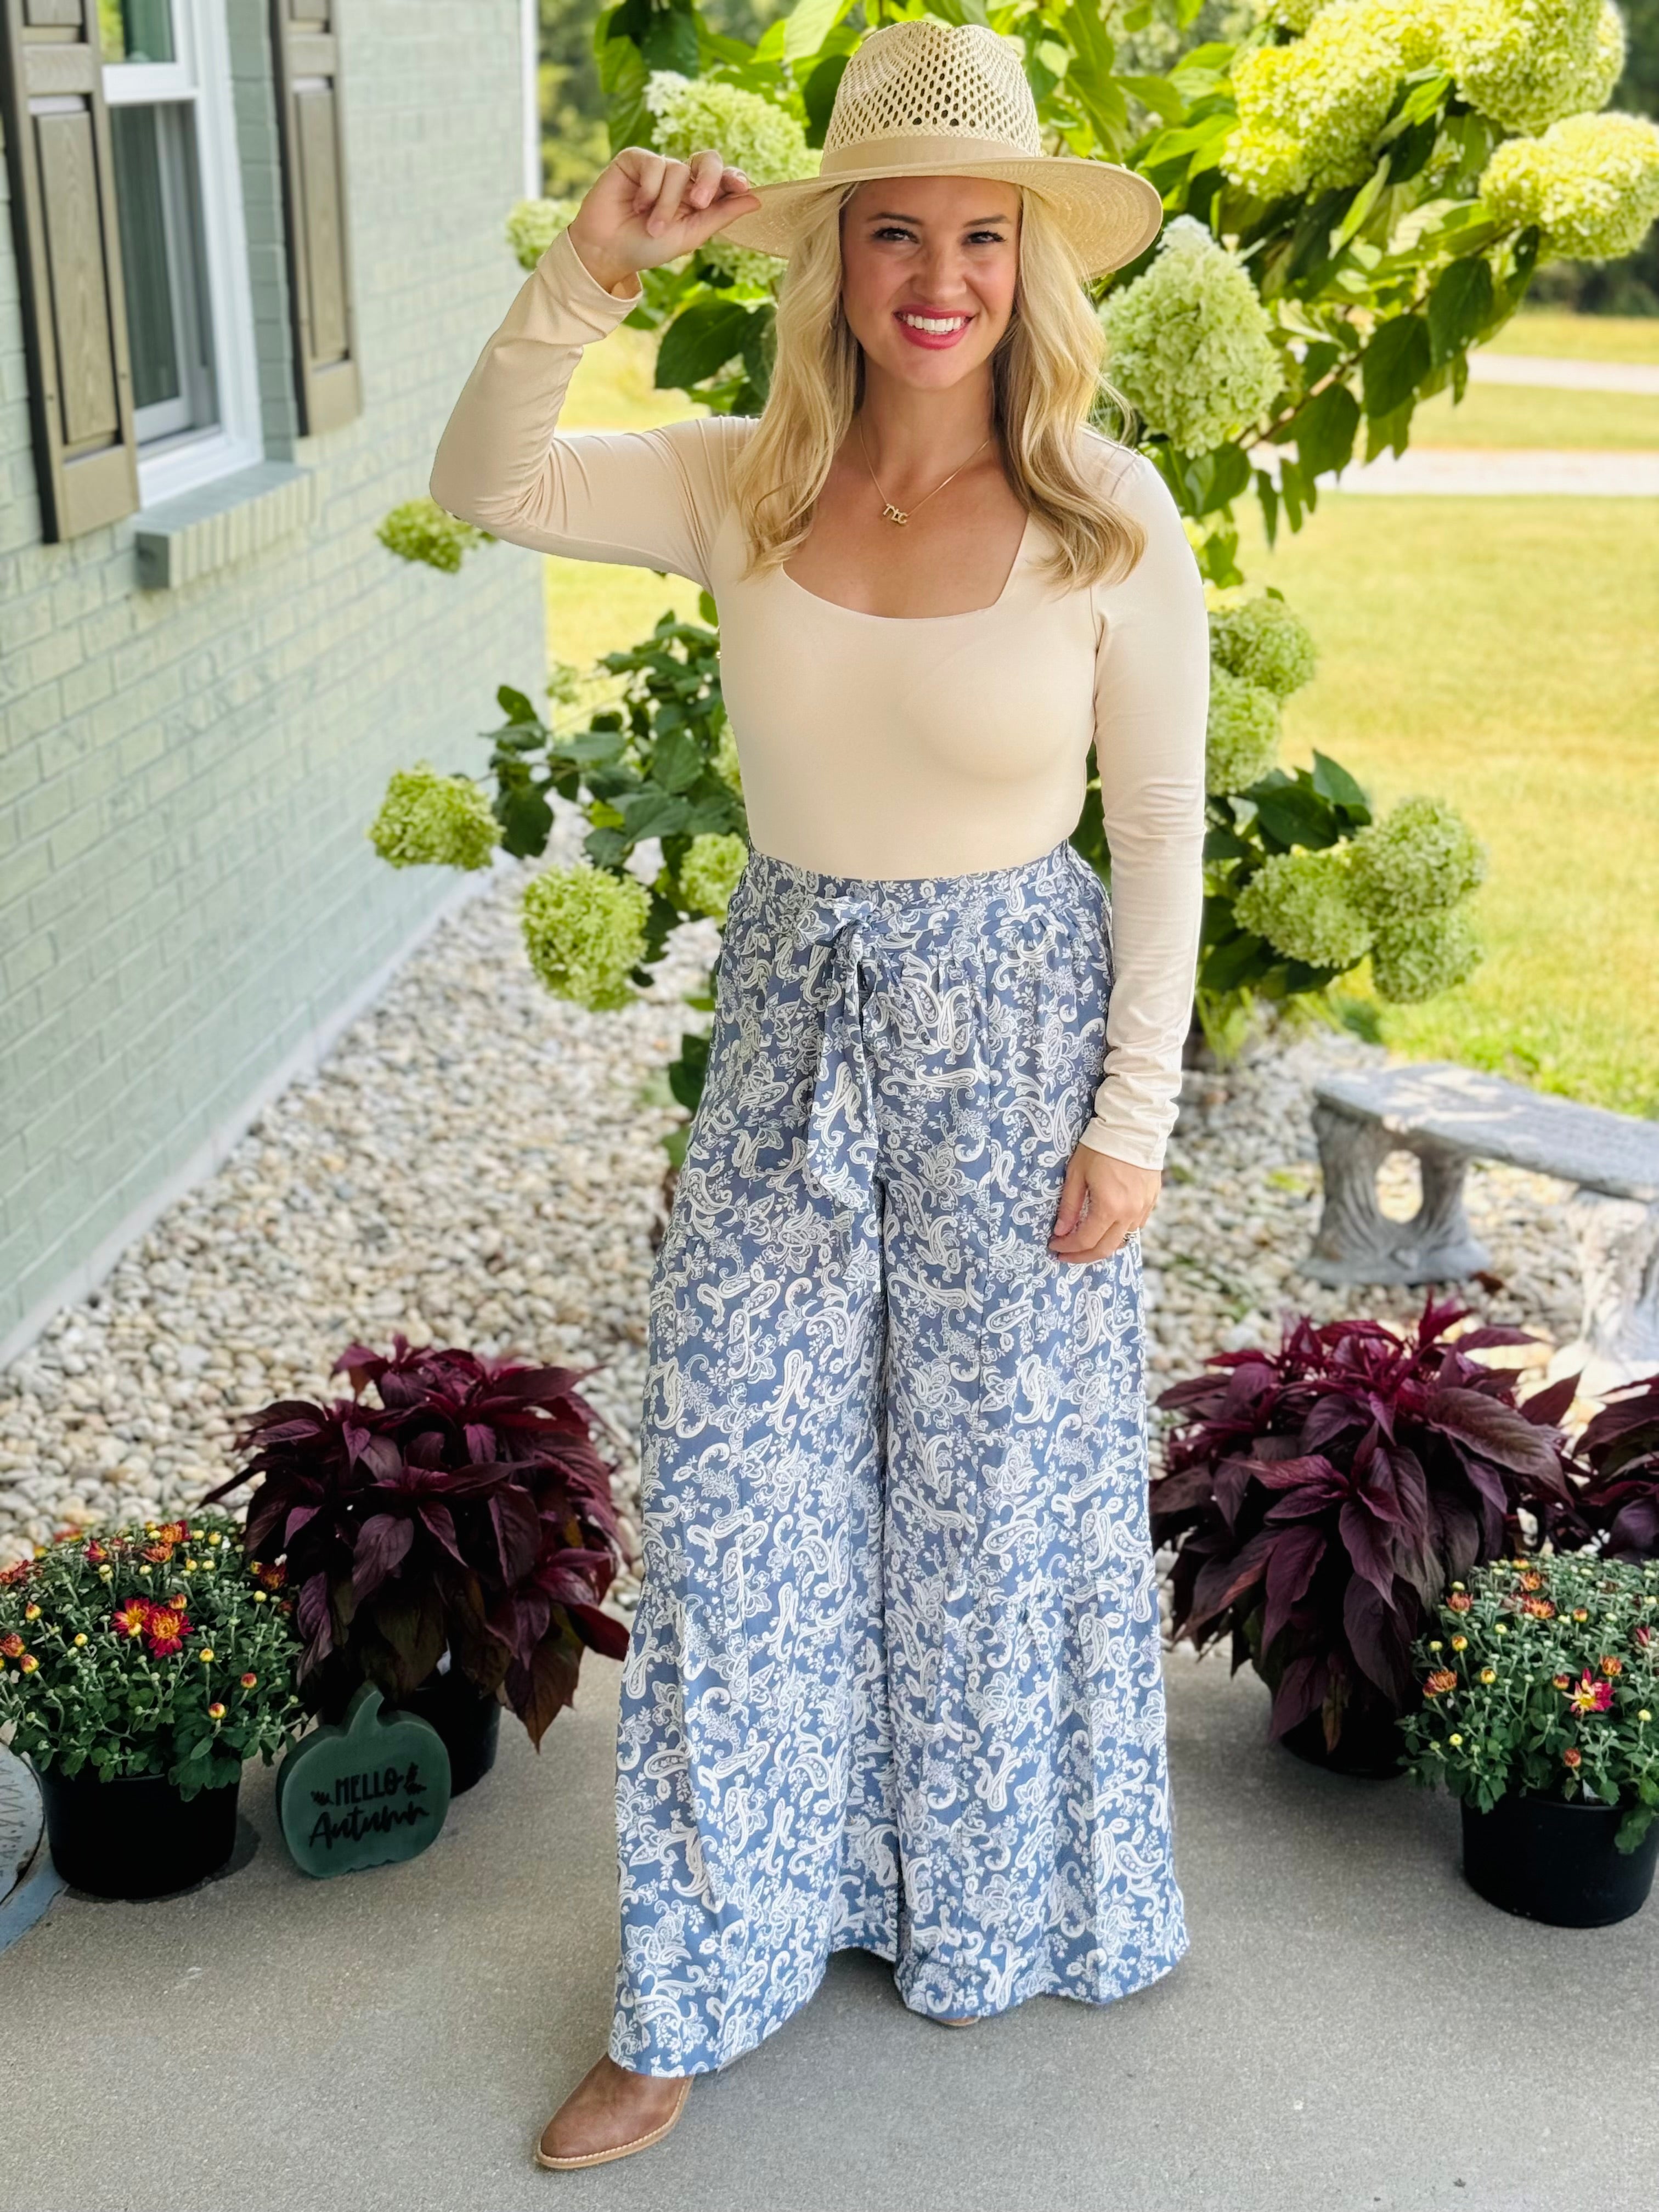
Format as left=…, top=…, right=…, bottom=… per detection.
left=275, top=1684, right=451, bottom=1878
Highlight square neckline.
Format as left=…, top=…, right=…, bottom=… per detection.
left=778, top=511, right=1034, bottom=623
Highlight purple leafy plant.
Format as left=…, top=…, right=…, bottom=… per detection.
left=1553, top=1372, right=1659, bottom=1561
left=205, top=1337, right=630, bottom=1747
left=1149, top=1296, right=1576, bottom=1754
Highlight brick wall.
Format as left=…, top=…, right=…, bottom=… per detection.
left=0, top=0, right=546, bottom=1357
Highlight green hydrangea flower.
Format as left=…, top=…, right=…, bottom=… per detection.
left=712, top=717, right=743, bottom=795
left=1209, top=593, right=1318, bottom=698
left=1234, top=847, right=1375, bottom=970
left=521, top=864, right=651, bottom=1010
left=1481, top=110, right=1659, bottom=262
left=506, top=196, right=581, bottom=273
left=376, top=498, right=493, bottom=575
left=1351, top=795, right=1487, bottom=921
left=1099, top=219, right=1282, bottom=456
left=369, top=766, right=500, bottom=871
left=1370, top=907, right=1482, bottom=1002
left=678, top=832, right=748, bottom=921
left=1444, top=0, right=1624, bottom=138
left=1206, top=670, right=1283, bottom=796
left=645, top=74, right=816, bottom=287
left=1223, top=3, right=1407, bottom=200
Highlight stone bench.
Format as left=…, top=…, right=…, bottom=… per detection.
left=1301, top=1060, right=1659, bottom=1395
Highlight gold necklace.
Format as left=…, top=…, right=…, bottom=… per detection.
left=856, top=419, right=992, bottom=526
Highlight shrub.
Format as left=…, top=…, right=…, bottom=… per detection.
left=0, top=1514, right=304, bottom=1795
left=1398, top=1551, right=1659, bottom=1850
left=1150, top=1297, right=1575, bottom=1752
left=205, top=1338, right=629, bottom=1748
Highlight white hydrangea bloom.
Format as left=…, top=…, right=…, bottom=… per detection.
left=1099, top=218, right=1282, bottom=456
left=646, top=72, right=817, bottom=287
left=1443, top=0, right=1624, bottom=138
left=1481, top=109, right=1659, bottom=261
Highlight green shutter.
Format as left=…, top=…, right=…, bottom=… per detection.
left=270, top=0, right=360, bottom=434
left=0, top=0, right=140, bottom=541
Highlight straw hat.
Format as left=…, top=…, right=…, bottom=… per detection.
left=717, top=19, right=1165, bottom=280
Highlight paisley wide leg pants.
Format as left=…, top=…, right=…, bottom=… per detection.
left=608, top=835, right=1187, bottom=2076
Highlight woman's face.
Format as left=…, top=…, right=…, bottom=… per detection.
left=839, top=175, right=1022, bottom=391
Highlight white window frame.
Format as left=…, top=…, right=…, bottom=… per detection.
left=104, top=0, right=263, bottom=507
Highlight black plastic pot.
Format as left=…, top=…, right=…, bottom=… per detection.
left=1461, top=1791, right=1659, bottom=1927
left=36, top=1764, right=240, bottom=1899
left=397, top=1668, right=501, bottom=1797
left=1279, top=1701, right=1407, bottom=1780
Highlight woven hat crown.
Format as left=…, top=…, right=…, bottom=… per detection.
left=823, top=20, right=1043, bottom=160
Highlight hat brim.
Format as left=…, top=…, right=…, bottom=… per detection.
left=718, top=154, right=1166, bottom=280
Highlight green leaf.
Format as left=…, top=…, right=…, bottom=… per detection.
left=496, top=684, right=541, bottom=725
left=1427, top=255, right=1493, bottom=368
left=1310, top=751, right=1370, bottom=815
left=1361, top=313, right=1430, bottom=419
left=740, top=306, right=776, bottom=405
left=697, top=589, right=720, bottom=626
left=656, top=300, right=755, bottom=391
left=1294, top=383, right=1359, bottom=479
left=1253, top=779, right=1341, bottom=851
left=802, top=50, right=849, bottom=146
left=618, top=788, right=695, bottom=839
left=599, top=35, right=650, bottom=155
left=783, top=0, right=851, bottom=65
left=495, top=781, right=554, bottom=859
left=1115, top=72, right=1186, bottom=124
left=640, top=1, right=698, bottom=75
left=652, top=726, right=704, bottom=794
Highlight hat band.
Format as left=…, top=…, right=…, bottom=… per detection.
left=817, top=131, right=1044, bottom=179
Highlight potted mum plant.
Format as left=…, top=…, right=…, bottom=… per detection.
left=0, top=1514, right=304, bottom=1898
left=1398, top=1553, right=1659, bottom=1926
left=206, top=1338, right=630, bottom=1793
left=1149, top=1296, right=1575, bottom=1775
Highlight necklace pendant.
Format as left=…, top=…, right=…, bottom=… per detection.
left=881, top=503, right=909, bottom=526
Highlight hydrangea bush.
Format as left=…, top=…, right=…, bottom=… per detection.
left=380, top=0, right=1659, bottom=1109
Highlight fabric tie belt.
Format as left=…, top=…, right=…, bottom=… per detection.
left=801, top=904, right=882, bottom=1225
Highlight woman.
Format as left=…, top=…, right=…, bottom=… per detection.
left=430, top=19, right=1209, bottom=2172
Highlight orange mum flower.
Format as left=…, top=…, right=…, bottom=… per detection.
left=1425, top=1669, right=1459, bottom=1697
left=142, top=1544, right=175, bottom=1565
left=0, top=1633, right=23, bottom=1658
left=207, top=1702, right=226, bottom=1720
left=239, top=1672, right=257, bottom=1689
left=1600, top=1656, right=1623, bottom=1678
left=1563, top=1746, right=1582, bottom=1769
left=1553, top=1673, right=1572, bottom=1690
left=1521, top=1596, right=1555, bottom=1620
left=18, top=1654, right=39, bottom=1674
left=144, top=1607, right=190, bottom=1658
left=1519, top=1571, right=1544, bottom=1592
left=153, top=1520, right=189, bottom=1546
left=83, top=1541, right=107, bottom=1563
left=1447, top=1592, right=1473, bottom=1612
left=252, top=1560, right=287, bottom=1591
left=111, top=1601, right=151, bottom=1639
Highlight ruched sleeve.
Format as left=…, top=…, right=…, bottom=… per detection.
left=1077, top=447, right=1210, bottom=1172
left=428, top=225, right=740, bottom=590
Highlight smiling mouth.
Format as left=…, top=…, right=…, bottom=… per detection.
left=896, top=310, right=972, bottom=337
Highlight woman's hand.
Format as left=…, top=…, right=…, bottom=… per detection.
left=566, top=148, right=762, bottom=298
left=1048, top=1148, right=1161, bottom=1264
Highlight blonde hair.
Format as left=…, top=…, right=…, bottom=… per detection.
left=729, top=184, right=1146, bottom=592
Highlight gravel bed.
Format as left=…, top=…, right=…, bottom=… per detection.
left=0, top=854, right=1586, bottom=1585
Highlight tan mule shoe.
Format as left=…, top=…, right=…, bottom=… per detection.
left=534, top=2076, right=691, bottom=2171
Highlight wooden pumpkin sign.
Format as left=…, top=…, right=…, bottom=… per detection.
left=276, top=1684, right=452, bottom=1878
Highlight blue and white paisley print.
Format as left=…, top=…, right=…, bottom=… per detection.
left=609, top=835, right=1188, bottom=2075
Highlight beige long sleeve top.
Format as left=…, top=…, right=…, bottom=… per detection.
left=430, top=225, right=1211, bottom=1170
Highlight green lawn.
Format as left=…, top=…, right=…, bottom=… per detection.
left=1238, top=495, right=1659, bottom=1117
left=1486, top=308, right=1659, bottom=364
left=545, top=336, right=1659, bottom=1119
left=1411, top=381, right=1659, bottom=448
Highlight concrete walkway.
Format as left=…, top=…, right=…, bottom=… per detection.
left=1469, top=353, right=1659, bottom=396
left=3, top=1650, right=1654, bottom=2212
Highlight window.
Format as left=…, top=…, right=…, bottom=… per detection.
left=100, top=0, right=263, bottom=505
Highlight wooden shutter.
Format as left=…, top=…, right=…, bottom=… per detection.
left=0, top=0, right=140, bottom=541
left=270, top=0, right=359, bottom=433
